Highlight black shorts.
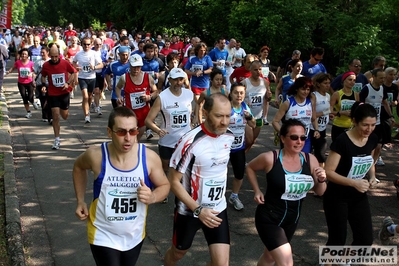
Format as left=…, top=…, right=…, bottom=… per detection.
left=372, top=124, right=383, bottom=143
left=90, top=241, right=143, bottom=266
left=255, top=204, right=298, bottom=251
left=172, top=209, right=230, bottom=250
left=48, top=93, right=70, bottom=110
left=230, top=149, right=246, bottom=180
left=158, top=145, right=175, bottom=160
left=79, top=78, right=96, bottom=93
left=381, top=120, right=392, bottom=144
left=95, top=73, right=105, bottom=90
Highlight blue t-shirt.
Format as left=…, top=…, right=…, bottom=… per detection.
left=29, top=46, right=42, bottom=63
left=184, top=55, right=213, bottom=88
left=301, top=61, right=327, bottom=78
left=141, top=57, right=159, bottom=75
left=105, top=61, right=130, bottom=99
left=281, top=74, right=295, bottom=101
left=331, top=73, right=369, bottom=91
left=208, top=48, right=228, bottom=76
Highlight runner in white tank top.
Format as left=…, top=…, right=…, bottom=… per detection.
left=73, top=107, right=169, bottom=265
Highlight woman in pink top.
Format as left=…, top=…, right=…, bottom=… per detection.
left=6, top=48, right=36, bottom=118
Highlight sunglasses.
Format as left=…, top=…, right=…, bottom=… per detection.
left=288, top=135, right=307, bottom=141
left=353, top=64, right=362, bottom=68
left=83, top=43, right=91, bottom=46
left=112, top=128, right=139, bottom=136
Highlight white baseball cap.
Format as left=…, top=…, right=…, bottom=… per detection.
left=169, top=68, right=187, bottom=79
left=129, top=54, right=143, bottom=67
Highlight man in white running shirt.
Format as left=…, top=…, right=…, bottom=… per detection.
left=73, top=37, right=103, bottom=123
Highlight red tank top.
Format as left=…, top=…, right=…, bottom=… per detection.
left=124, top=72, right=151, bottom=113
left=67, top=46, right=81, bottom=59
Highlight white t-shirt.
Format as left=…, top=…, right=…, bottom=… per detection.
left=73, top=50, right=102, bottom=79
left=13, top=36, right=22, bottom=48
left=233, top=48, right=246, bottom=68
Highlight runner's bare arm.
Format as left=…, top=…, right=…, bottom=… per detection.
left=141, top=148, right=170, bottom=204
left=72, top=147, right=102, bottom=220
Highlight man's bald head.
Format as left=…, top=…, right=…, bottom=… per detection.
left=49, top=45, right=60, bottom=63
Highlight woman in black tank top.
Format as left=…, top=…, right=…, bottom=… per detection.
left=246, top=119, right=327, bottom=266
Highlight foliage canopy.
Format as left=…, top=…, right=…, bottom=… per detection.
left=14, top=0, right=399, bottom=75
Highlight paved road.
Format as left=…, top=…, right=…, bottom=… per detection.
left=2, top=71, right=399, bottom=266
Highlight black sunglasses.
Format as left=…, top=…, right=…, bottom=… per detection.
left=288, top=135, right=307, bottom=141
left=112, top=128, right=139, bottom=136
left=83, top=43, right=91, bottom=46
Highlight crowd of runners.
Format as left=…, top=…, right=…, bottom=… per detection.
left=1, top=23, right=399, bottom=266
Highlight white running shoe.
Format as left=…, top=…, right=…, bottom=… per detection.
left=33, top=102, right=39, bottom=110
left=376, top=156, right=385, bottom=166
left=52, top=139, right=60, bottom=150
left=25, top=112, right=32, bottom=118
left=85, top=115, right=91, bottom=123
left=146, top=129, right=154, bottom=140
left=96, top=106, right=102, bottom=115
left=90, top=102, right=96, bottom=113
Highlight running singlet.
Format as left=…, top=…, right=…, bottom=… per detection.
left=244, top=78, right=267, bottom=119
left=66, top=46, right=82, bottom=61
left=285, top=97, right=312, bottom=137
left=206, top=87, right=225, bottom=96
left=158, top=88, right=193, bottom=148
left=229, top=102, right=252, bottom=151
left=260, top=59, right=270, bottom=78
left=170, top=124, right=234, bottom=216
left=88, top=143, right=151, bottom=251
left=362, top=84, right=384, bottom=125
left=124, top=72, right=151, bottom=113
left=333, top=89, right=356, bottom=128
left=264, top=150, right=313, bottom=223
left=310, top=91, right=330, bottom=132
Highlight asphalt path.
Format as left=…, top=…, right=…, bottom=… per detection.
left=2, top=70, right=399, bottom=266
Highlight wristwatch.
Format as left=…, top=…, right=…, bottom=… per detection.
left=193, top=206, right=203, bottom=217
